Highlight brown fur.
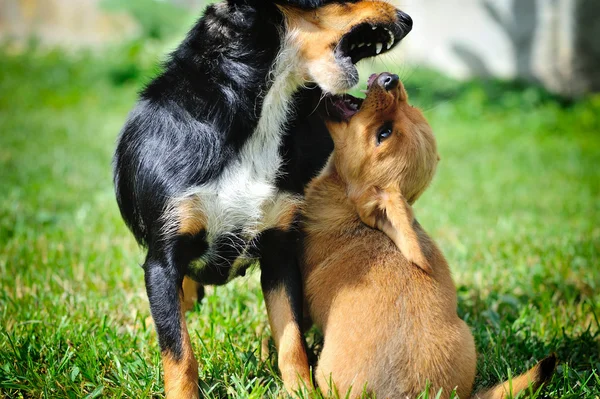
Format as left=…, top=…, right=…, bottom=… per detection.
left=323, top=78, right=438, bottom=272
left=163, top=292, right=199, bottom=399
left=297, top=77, right=554, bottom=397
left=475, top=354, right=556, bottom=399
left=175, top=196, right=206, bottom=236
left=182, top=277, right=202, bottom=313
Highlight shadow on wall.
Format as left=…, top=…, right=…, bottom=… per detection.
left=452, top=0, right=541, bottom=84
left=575, top=0, right=600, bottom=92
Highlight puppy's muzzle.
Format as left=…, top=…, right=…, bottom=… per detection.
left=378, top=72, right=400, bottom=91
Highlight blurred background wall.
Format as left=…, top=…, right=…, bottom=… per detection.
left=403, top=0, right=600, bottom=97
left=1, top=0, right=599, bottom=97
left=0, top=0, right=139, bottom=47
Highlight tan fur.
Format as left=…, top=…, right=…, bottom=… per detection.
left=302, top=170, right=475, bottom=398
left=279, top=2, right=399, bottom=94
left=354, top=185, right=431, bottom=273
left=297, top=78, right=553, bottom=398
left=182, top=277, right=202, bottom=313
left=163, top=294, right=199, bottom=399
left=260, top=192, right=303, bottom=232
left=475, top=354, right=556, bottom=399
left=175, top=196, right=206, bottom=236
left=264, top=286, right=311, bottom=394
left=325, top=80, right=438, bottom=271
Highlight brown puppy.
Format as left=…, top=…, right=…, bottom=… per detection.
left=298, top=73, right=555, bottom=398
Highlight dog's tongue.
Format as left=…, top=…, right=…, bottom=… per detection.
left=334, top=97, right=358, bottom=119
left=367, top=73, right=378, bottom=89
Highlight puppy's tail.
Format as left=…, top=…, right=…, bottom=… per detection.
left=473, top=354, right=556, bottom=399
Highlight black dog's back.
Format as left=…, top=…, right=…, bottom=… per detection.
left=114, top=2, right=284, bottom=247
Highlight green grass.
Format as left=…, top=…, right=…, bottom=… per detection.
left=0, top=42, right=599, bottom=398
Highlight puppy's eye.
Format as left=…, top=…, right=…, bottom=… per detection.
left=376, top=127, right=393, bottom=146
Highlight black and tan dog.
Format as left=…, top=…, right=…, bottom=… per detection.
left=295, top=73, right=556, bottom=398
left=113, top=0, right=413, bottom=396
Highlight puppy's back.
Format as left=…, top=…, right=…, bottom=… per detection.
left=301, top=173, right=475, bottom=398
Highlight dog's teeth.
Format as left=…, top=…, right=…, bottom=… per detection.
left=387, top=31, right=395, bottom=48
left=358, top=43, right=365, bottom=47
left=372, top=25, right=377, bottom=30
left=351, top=44, right=356, bottom=50
left=375, top=43, right=383, bottom=54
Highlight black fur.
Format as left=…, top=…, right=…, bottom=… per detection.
left=277, top=87, right=334, bottom=194
left=113, top=0, right=333, bottom=361
left=115, top=2, right=283, bottom=248
left=258, top=227, right=305, bottom=328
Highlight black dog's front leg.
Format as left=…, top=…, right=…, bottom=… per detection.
left=144, top=253, right=199, bottom=399
left=259, top=228, right=311, bottom=394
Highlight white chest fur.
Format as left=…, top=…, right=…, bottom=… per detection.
left=166, top=35, right=304, bottom=270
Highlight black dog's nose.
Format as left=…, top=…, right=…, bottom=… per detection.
left=397, top=10, right=413, bottom=31
left=396, top=10, right=413, bottom=38
left=378, top=73, right=399, bottom=91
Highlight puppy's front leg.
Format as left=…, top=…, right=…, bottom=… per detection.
left=259, top=228, right=311, bottom=395
left=354, top=187, right=432, bottom=274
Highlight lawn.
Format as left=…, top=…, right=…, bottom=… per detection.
left=1, top=36, right=599, bottom=398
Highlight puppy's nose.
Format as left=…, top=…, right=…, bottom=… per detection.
left=396, top=11, right=413, bottom=38
left=378, top=73, right=399, bottom=91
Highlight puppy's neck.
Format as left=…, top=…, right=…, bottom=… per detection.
left=303, top=155, right=364, bottom=233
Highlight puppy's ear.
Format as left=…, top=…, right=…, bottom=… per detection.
left=354, top=186, right=432, bottom=274
left=398, top=81, right=409, bottom=102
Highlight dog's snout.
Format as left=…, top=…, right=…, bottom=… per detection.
left=378, top=73, right=399, bottom=91
left=396, top=11, right=413, bottom=38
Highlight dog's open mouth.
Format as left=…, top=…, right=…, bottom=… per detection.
left=337, top=22, right=405, bottom=64
left=325, top=93, right=364, bottom=120
left=323, top=74, right=381, bottom=121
